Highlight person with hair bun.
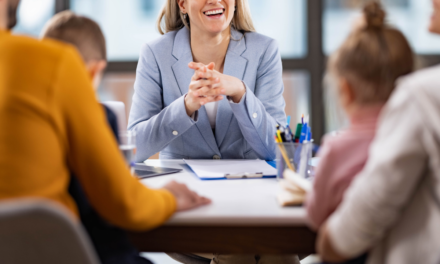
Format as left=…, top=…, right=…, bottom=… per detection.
left=306, top=0, right=413, bottom=232
left=318, top=0, right=440, bottom=263
left=305, top=2, right=413, bottom=263
left=128, top=0, right=286, bottom=163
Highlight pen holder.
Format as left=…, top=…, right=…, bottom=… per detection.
left=276, top=142, right=313, bottom=180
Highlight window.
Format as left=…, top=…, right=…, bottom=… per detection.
left=248, top=0, right=307, bottom=58
left=323, top=0, right=440, bottom=54
left=71, top=0, right=307, bottom=61
left=71, top=0, right=165, bottom=61
left=283, top=71, right=310, bottom=123
left=13, top=0, right=55, bottom=37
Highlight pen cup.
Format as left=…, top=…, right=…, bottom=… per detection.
left=276, top=142, right=313, bottom=180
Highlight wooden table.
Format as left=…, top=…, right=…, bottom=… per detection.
left=128, top=160, right=316, bottom=254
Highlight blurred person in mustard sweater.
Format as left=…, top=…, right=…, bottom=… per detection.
left=40, top=11, right=167, bottom=264
left=0, top=1, right=210, bottom=263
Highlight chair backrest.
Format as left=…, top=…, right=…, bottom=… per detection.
left=101, top=101, right=127, bottom=133
left=0, top=199, right=100, bottom=264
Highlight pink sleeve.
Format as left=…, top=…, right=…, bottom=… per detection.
left=305, top=140, right=336, bottom=231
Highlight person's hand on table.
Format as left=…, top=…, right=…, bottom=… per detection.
left=317, top=221, right=349, bottom=263
left=163, top=180, right=211, bottom=211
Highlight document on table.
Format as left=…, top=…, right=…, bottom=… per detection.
left=184, top=159, right=277, bottom=180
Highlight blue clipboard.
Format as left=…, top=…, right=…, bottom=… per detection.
left=186, top=160, right=277, bottom=181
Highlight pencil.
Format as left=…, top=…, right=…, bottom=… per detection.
left=274, top=136, right=295, bottom=172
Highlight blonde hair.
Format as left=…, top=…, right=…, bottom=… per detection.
left=41, top=11, right=107, bottom=62
left=329, top=1, right=414, bottom=104
left=157, top=0, right=255, bottom=35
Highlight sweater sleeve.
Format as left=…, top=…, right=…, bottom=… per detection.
left=326, top=86, right=428, bottom=258
left=53, top=46, right=176, bottom=231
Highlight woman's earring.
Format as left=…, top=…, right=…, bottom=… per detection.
left=183, top=13, right=187, bottom=20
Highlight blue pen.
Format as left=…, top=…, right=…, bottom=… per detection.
left=285, top=116, right=294, bottom=142
left=299, top=124, right=307, bottom=143
left=299, top=115, right=309, bottom=143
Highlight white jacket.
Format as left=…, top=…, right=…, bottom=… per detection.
left=327, top=65, right=440, bottom=264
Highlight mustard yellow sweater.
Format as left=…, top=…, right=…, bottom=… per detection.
left=0, top=30, right=176, bottom=231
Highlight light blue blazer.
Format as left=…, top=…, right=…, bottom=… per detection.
left=128, top=27, right=286, bottom=162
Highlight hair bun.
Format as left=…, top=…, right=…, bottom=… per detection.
left=363, top=1, right=386, bottom=29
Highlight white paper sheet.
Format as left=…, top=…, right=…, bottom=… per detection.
left=184, top=159, right=277, bottom=179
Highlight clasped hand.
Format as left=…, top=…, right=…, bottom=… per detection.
left=184, top=62, right=246, bottom=116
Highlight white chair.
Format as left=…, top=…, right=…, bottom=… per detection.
left=0, top=199, right=100, bottom=264
left=101, top=101, right=127, bottom=133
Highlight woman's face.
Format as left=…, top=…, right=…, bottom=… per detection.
left=429, top=0, right=440, bottom=34
left=179, top=0, right=236, bottom=35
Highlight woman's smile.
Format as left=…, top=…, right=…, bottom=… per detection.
left=180, top=0, right=234, bottom=34
left=203, top=8, right=225, bottom=19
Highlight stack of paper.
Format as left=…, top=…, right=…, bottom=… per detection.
left=278, top=169, right=312, bottom=206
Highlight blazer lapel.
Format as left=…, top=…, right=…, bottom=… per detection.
left=171, top=27, right=220, bottom=154
left=171, top=27, right=193, bottom=96
left=215, top=29, right=248, bottom=147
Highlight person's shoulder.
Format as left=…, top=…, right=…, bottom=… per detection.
left=390, top=65, right=440, bottom=110
left=243, top=31, right=278, bottom=51
left=1, top=33, right=37, bottom=48
left=1, top=35, right=83, bottom=71
left=244, top=31, right=275, bottom=45
left=396, top=65, right=440, bottom=134
left=142, top=30, right=179, bottom=55
left=241, top=31, right=279, bottom=62
left=3, top=33, right=79, bottom=65
left=320, top=130, right=359, bottom=157
left=398, top=65, right=440, bottom=91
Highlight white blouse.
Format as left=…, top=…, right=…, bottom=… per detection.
left=204, top=101, right=219, bottom=129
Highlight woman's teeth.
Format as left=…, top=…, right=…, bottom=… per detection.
left=204, top=9, right=224, bottom=16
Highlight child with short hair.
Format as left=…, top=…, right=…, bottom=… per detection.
left=41, top=11, right=118, bottom=136
left=41, top=12, right=148, bottom=264
left=306, top=1, right=414, bottom=233
left=42, top=11, right=107, bottom=90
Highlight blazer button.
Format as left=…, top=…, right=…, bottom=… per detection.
left=172, top=130, right=178, bottom=136
left=213, top=155, right=221, bottom=160
left=253, top=113, right=258, bottom=119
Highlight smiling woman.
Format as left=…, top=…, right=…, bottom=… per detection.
left=128, top=1, right=297, bottom=262
left=128, top=0, right=288, bottom=163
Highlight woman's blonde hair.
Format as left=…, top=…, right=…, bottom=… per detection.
left=157, top=0, right=255, bottom=35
